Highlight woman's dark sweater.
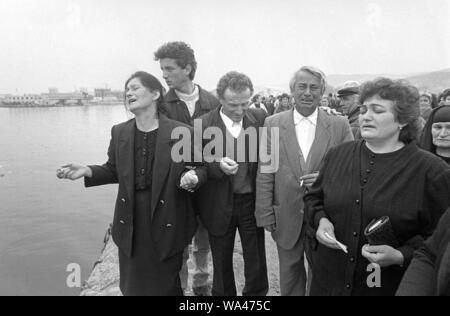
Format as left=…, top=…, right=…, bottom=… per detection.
left=304, top=140, right=450, bottom=296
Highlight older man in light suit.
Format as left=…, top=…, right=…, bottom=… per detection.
left=256, top=66, right=354, bottom=296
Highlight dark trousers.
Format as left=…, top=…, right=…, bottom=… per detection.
left=208, top=193, right=268, bottom=296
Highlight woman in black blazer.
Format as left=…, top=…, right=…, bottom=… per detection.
left=304, top=78, right=450, bottom=296
left=57, top=71, right=206, bottom=296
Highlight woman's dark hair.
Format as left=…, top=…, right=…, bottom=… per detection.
left=359, top=77, right=421, bottom=143
left=124, top=71, right=166, bottom=114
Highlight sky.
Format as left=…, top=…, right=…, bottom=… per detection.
left=0, top=0, right=449, bottom=94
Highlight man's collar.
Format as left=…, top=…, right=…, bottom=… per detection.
left=293, top=107, right=318, bottom=125
left=175, top=84, right=199, bottom=99
left=220, top=109, right=243, bottom=127
left=165, top=83, right=201, bottom=103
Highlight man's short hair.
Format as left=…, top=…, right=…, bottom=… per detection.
left=289, top=66, right=327, bottom=95
left=154, top=41, right=197, bottom=80
left=216, top=71, right=254, bottom=100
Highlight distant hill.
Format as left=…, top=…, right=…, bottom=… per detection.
left=327, top=69, right=450, bottom=94
left=404, top=69, right=450, bottom=94
left=213, top=69, right=450, bottom=98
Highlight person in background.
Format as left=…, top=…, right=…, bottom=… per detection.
left=320, top=96, right=330, bottom=107
left=274, top=93, right=292, bottom=114
left=419, top=91, right=433, bottom=122
left=250, top=94, right=269, bottom=114
left=337, top=81, right=361, bottom=138
left=420, top=105, right=450, bottom=164
left=431, top=93, right=439, bottom=109
left=256, top=66, right=353, bottom=296
left=397, top=200, right=450, bottom=296
left=154, top=41, right=219, bottom=296
left=440, top=89, right=450, bottom=106
left=57, top=72, right=206, bottom=296
left=265, top=95, right=276, bottom=116
left=304, top=77, right=450, bottom=296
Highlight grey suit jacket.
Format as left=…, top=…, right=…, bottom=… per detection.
left=255, top=108, right=354, bottom=250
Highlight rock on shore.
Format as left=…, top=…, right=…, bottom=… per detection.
left=80, top=226, right=280, bottom=296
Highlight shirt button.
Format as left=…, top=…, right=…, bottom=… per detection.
left=346, top=284, right=351, bottom=289
left=141, top=169, right=145, bottom=175
left=160, top=200, right=165, bottom=205
left=356, top=200, right=360, bottom=205
left=370, top=161, right=375, bottom=165
left=166, top=223, right=172, bottom=228
left=353, top=232, right=358, bottom=237
left=350, top=257, right=355, bottom=263
left=121, top=198, right=126, bottom=203
left=363, top=179, right=368, bottom=184
left=366, top=169, right=371, bottom=173
left=119, top=220, right=125, bottom=224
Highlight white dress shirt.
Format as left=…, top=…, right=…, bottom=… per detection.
left=220, top=110, right=243, bottom=139
left=293, top=108, right=318, bottom=160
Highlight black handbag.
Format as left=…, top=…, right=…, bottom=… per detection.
left=364, top=216, right=399, bottom=248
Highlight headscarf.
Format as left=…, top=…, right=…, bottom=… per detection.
left=420, top=105, right=450, bottom=155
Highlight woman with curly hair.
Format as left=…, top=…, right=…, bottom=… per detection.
left=304, top=78, right=450, bottom=296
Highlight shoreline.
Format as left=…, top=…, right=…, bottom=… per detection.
left=81, top=225, right=280, bottom=296
left=0, top=102, right=124, bottom=108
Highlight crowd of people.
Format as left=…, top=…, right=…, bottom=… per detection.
left=57, top=41, right=450, bottom=296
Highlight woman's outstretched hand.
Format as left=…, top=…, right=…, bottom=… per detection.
left=56, top=163, right=92, bottom=180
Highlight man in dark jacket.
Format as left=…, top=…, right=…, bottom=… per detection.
left=154, top=41, right=220, bottom=296
left=196, top=71, right=269, bottom=296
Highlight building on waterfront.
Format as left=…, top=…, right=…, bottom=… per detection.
left=2, top=94, right=44, bottom=106
left=93, top=88, right=124, bottom=103
left=2, top=89, right=91, bottom=107
left=40, top=91, right=90, bottom=106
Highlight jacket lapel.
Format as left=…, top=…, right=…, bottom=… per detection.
left=150, top=115, right=174, bottom=219
left=281, top=109, right=305, bottom=179
left=118, top=119, right=136, bottom=204
left=306, top=109, right=331, bottom=173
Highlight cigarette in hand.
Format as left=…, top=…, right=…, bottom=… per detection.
left=324, top=232, right=348, bottom=254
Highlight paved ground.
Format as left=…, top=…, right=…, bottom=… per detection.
left=81, top=227, right=280, bottom=296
